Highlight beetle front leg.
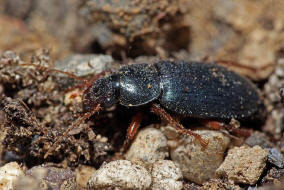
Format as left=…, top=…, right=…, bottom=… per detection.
left=44, top=104, right=101, bottom=159
left=151, top=104, right=209, bottom=147
left=202, top=120, right=252, bottom=137
left=121, top=112, right=143, bottom=153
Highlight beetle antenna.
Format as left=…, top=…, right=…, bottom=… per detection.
left=20, top=63, right=87, bottom=82
left=44, top=104, right=101, bottom=159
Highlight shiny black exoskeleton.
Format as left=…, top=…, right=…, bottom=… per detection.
left=83, top=61, right=264, bottom=121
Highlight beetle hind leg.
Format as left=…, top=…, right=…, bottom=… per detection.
left=151, top=104, right=209, bottom=147
left=202, top=120, right=252, bottom=137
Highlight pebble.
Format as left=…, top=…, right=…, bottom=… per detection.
left=125, top=126, right=169, bottom=168
left=150, top=160, right=183, bottom=190
left=14, top=175, right=47, bottom=190
left=247, top=187, right=259, bottom=190
left=201, top=179, right=241, bottom=190
left=26, top=166, right=77, bottom=190
left=245, top=131, right=274, bottom=149
left=87, top=160, right=151, bottom=190
left=0, top=162, right=24, bottom=190
left=267, top=148, right=284, bottom=168
left=75, top=165, right=96, bottom=189
left=55, top=54, right=113, bottom=77
left=263, top=59, right=284, bottom=136
left=216, top=146, right=268, bottom=185
left=161, top=125, right=231, bottom=184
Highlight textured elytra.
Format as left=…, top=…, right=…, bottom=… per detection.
left=155, top=61, right=263, bottom=120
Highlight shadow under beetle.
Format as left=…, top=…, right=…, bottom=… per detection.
left=23, top=60, right=265, bottom=158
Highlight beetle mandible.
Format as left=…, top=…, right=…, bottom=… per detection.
left=35, top=60, right=264, bottom=158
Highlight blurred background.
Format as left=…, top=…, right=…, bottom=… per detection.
left=1, top=0, right=283, bottom=81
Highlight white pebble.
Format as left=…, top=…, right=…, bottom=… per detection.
left=125, top=126, right=169, bottom=167
left=0, top=162, right=24, bottom=190
left=150, top=160, right=183, bottom=190
left=88, top=160, right=151, bottom=190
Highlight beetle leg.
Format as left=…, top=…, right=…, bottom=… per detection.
left=44, top=104, right=101, bottom=159
left=121, top=112, right=143, bottom=153
left=21, top=63, right=114, bottom=92
left=202, top=120, right=252, bottom=137
left=21, top=63, right=87, bottom=82
left=151, top=104, right=209, bottom=147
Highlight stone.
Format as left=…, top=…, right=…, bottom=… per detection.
left=55, top=54, right=113, bottom=77
left=245, top=131, right=274, bottom=149
left=125, top=126, right=169, bottom=167
left=162, top=125, right=230, bottom=184
left=216, top=146, right=268, bottom=185
left=26, top=166, right=77, bottom=190
left=14, top=175, right=48, bottom=190
left=75, top=165, right=96, bottom=190
left=88, top=160, right=151, bottom=190
left=0, top=162, right=24, bottom=190
left=150, top=160, right=183, bottom=190
left=201, top=179, right=241, bottom=190
left=267, top=148, right=284, bottom=168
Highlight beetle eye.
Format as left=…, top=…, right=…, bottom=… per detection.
left=104, top=97, right=114, bottom=108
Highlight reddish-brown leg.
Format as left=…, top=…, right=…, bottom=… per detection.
left=21, top=63, right=113, bottom=92
left=201, top=120, right=252, bottom=137
left=121, top=112, right=143, bottom=152
left=21, top=63, right=87, bottom=82
left=151, top=104, right=209, bottom=147
left=44, top=104, right=101, bottom=159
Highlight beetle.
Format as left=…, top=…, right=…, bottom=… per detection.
left=23, top=60, right=265, bottom=158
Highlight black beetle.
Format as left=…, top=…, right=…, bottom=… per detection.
left=31, top=60, right=264, bottom=158
left=83, top=60, right=263, bottom=119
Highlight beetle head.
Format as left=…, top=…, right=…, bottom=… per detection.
left=83, top=75, right=119, bottom=112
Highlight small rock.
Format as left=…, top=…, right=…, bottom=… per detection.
left=245, top=131, right=274, bottom=149
left=267, top=148, right=284, bottom=168
left=55, top=54, right=113, bottom=77
left=247, top=187, right=259, bottom=190
left=14, top=175, right=48, bottom=190
left=216, top=146, right=268, bottom=185
left=261, top=167, right=284, bottom=185
left=182, top=183, right=200, bottom=190
left=150, top=160, right=183, bottom=190
left=0, top=162, right=24, bottom=190
left=263, top=59, right=284, bottom=137
left=125, top=126, right=169, bottom=167
left=75, top=165, right=96, bottom=190
left=26, top=166, right=77, bottom=190
left=162, top=125, right=230, bottom=184
left=201, top=179, right=240, bottom=190
left=88, top=160, right=151, bottom=190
